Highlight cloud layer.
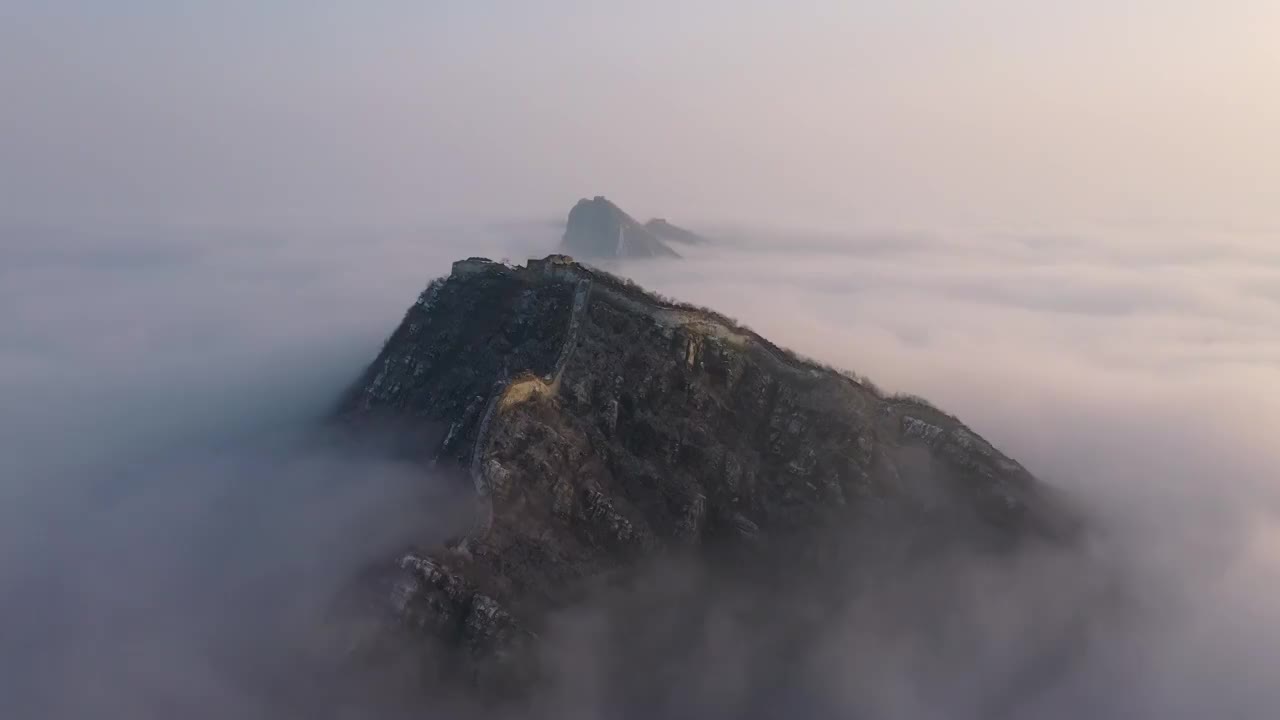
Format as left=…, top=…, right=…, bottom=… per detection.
left=2, top=218, right=1278, bottom=717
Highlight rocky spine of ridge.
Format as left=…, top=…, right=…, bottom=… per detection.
left=561, top=196, right=680, bottom=259
left=644, top=217, right=710, bottom=245
left=336, top=254, right=1073, bottom=687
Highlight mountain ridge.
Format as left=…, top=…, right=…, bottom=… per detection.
left=644, top=217, right=710, bottom=245
left=336, top=254, right=1076, bottom=691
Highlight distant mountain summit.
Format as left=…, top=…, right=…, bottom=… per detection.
left=561, top=196, right=680, bottom=259
left=643, top=217, right=709, bottom=245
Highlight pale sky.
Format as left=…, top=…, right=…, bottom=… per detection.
left=3, top=6, right=1280, bottom=717
left=2, top=1, right=1276, bottom=230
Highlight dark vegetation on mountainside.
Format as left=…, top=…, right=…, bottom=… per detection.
left=332, top=254, right=1085, bottom=705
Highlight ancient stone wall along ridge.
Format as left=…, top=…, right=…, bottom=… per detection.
left=457, top=256, right=970, bottom=444
left=521, top=256, right=872, bottom=392
left=549, top=279, right=592, bottom=390
left=465, top=276, right=594, bottom=537
left=469, top=380, right=507, bottom=497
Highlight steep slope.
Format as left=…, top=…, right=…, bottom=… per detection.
left=336, top=255, right=1073, bottom=687
left=644, top=217, right=710, bottom=245
left=561, top=197, right=680, bottom=259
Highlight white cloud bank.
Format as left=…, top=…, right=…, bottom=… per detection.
left=1, top=216, right=1278, bottom=717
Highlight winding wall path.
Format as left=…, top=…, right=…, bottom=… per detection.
left=466, top=278, right=593, bottom=537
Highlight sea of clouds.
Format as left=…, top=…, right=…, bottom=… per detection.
left=2, top=218, right=1277, bottom=718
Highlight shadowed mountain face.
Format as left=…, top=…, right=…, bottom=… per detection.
left=644, top=218, right=710, bottom=245
left=561, top=197, right=680, bottom=259
left=335, top=255, right=1080, bottom=696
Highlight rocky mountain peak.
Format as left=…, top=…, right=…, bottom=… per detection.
left=335, top=254, right=1076, bottom=692
left=561, top=196, right=680, bottom=259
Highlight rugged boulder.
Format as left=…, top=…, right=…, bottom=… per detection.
left=561, top=197, right=679, bottom=259
left=335, top=255, right=1074, bottom=689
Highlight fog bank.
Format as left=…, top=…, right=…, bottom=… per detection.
left=2, top=218, right=1278, bottom=717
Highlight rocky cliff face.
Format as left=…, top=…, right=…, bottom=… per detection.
left=561, top=197, right=680, bottom=259
left=335, top=255, right=1073, bottom=689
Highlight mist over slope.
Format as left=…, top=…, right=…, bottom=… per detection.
left=1, top=219, right=1278, bottom=717
left=622, top=227, right=1280, bottom=716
